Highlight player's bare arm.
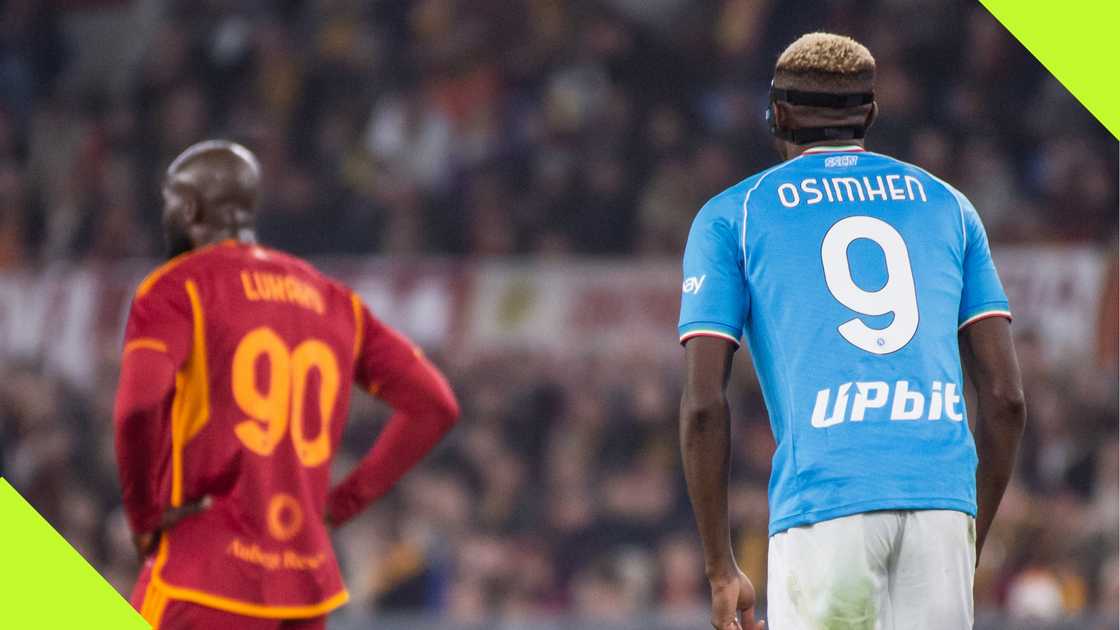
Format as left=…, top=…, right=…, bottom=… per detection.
left=680, top=336, right=763, bottom=630
left=960, top=316, right=1026, bottom=561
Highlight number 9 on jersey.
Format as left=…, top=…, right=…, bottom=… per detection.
left=821, top=216, right=919, bottom=355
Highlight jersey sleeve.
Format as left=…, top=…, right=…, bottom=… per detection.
left=115, top=271, right=192, bottom=534
left=678, top=196, right=747, bottom=346
left=122, top=273, right=193, bottom=367
left=351, top=295, right=426, bottom=395
left=330, top=295, right=459, bottom=525
left=957, top=194, right=1012, bottom=329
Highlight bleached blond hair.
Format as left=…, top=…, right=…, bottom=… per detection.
left=774, top=32, right=876, bottom=92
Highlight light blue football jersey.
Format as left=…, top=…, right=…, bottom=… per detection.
left=678, top=145, right=1011, bottom=536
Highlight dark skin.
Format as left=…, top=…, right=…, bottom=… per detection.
left=132, top=140, right=262, bottom=559
left=681, top=95, right=1024, bottom=629
left=960, top=316, right=1026, bottom=559
left=771, top=97, right=878, bottom=161
left=131, top=497, right=212, bottom=559
left=680, top=337, right=763, bottom=630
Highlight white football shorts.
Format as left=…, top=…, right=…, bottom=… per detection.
left=766, top=509, right=975, bottom=630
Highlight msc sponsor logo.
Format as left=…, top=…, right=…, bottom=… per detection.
left=824, top=155, right=858, bottom=168
left=811, top=380, right=963, bottom=428
left=682, top=275, right=706, bottom=295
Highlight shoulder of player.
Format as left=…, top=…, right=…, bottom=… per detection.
left=693, top=176, right=760, bottom=224
left=867, top=152, right=968, bottom=204
left=255, top=245, right=321, bottom=276
left=133, top=240, right=237, bottom=300
left=864, top=151, right=983, bottom=230
left=694, top=159, right=811, bottom=225
left=258, top=246, right=355, bottom=302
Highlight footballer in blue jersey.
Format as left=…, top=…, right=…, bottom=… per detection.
left=678, top=33, right=1025, bottom=630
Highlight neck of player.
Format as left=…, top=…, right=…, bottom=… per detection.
left=785, top=139, right=866, bottom=160
left=198, top=226, right=257, bottom=248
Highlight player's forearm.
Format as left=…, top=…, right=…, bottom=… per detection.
left=327, top=391, right=459, bottom=526
left=973, top=386, right=1025, bottom=558
left=680, top=392, right=737, bottom=579
left=114, top=350, right=177, bottom=534
left=115, top=412, right=165, bottom=533
left=960, top=317, right=1025, bottom=560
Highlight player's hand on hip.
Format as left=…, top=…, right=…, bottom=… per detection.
left=159, top=495, right=213, bottom=530
left=132, top=531, right=159, bottom=561
left=709, top=568, right=765, bottom=630
left=132, top=495, right=214, bottom=560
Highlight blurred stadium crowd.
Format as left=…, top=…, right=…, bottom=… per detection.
left=1, top=0, right=1117, bottom=262
left=0, top=0, right=1117, bottom=626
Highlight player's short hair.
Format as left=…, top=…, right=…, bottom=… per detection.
left=165, top=139, right=262, bottom=215
left=774, top=32, right=875, bottom=93
left=168, top=139, right=260, bottom=180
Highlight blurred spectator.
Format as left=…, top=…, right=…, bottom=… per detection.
left=0, top=1, right=1111, bottom=263
left=0, top=0, right=1116, bottom=626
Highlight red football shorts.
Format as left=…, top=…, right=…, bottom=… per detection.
left=131, top=559, right=327, bottom=630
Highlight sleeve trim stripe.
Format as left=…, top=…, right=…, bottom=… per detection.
left=350, top=293, right=364, bottom=361
left=177, top=279, right=212, bottom=447
left=959, top=310, right=1012, bottom=330
left=680, top=330, right=741, bottom=346
left=123, top=338, right=168, bottom=354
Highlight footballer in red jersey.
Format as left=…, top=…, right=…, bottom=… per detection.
left=113, top=140, right=460, bottom=629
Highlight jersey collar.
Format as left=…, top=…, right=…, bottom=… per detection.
left=801, top=144, right=866, bottom=154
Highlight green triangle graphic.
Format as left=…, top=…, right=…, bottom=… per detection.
left=980, top=0, right=1119, bottom=139
left=0, top=478, right=150, bottom=629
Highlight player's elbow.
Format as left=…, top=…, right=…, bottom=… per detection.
left=984, top=384, right=1026, bottom=431
left=680, top=391, right=726, bottom=432
left=430, top=387, right=461, bottom=430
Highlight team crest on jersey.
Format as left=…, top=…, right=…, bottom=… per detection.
left=824, top=155, right=858, bottom=168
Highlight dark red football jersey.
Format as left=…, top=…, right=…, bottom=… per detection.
left=117, top=240, right=423, bottom=618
